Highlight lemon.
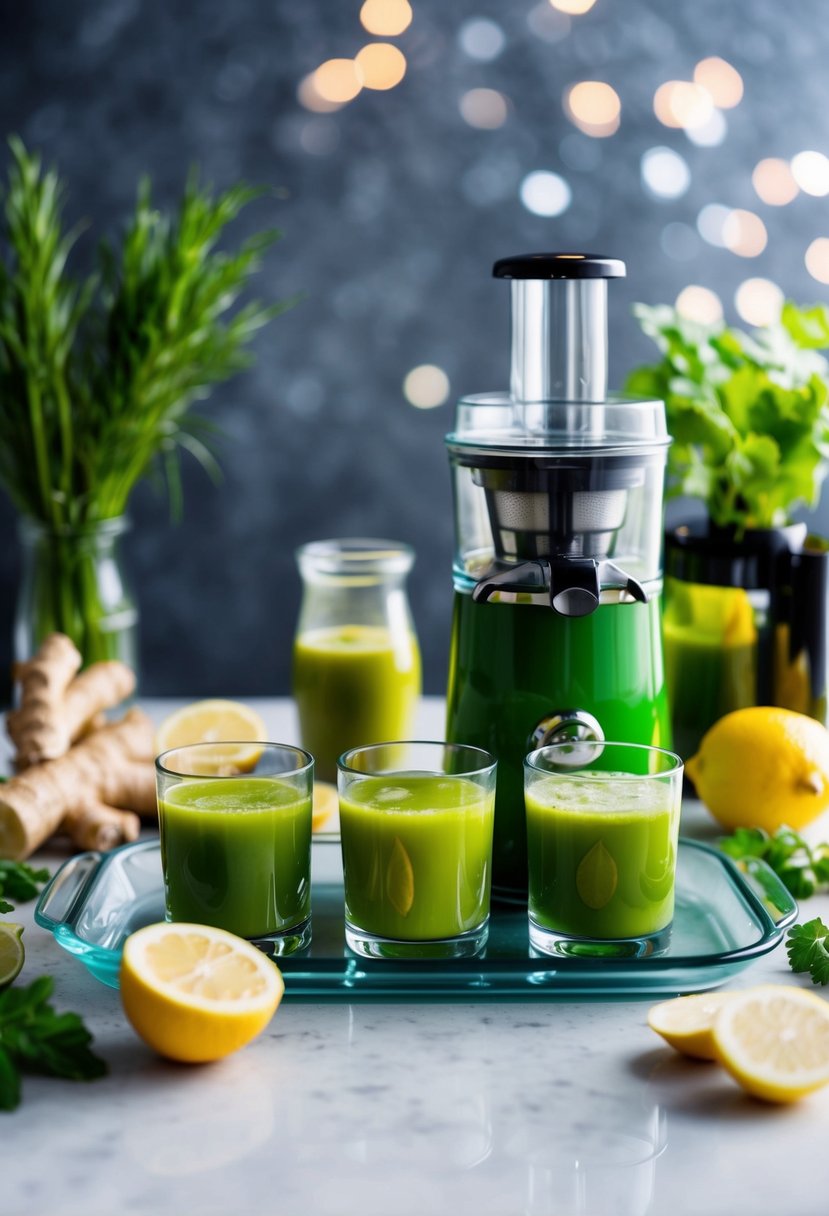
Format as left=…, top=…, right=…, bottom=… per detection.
left=686, top=706, right=829, bottom=832
left=0, top=922, right=24, bottom=987
left=155, top=699, right=268, bottom=773
left=386, top=837, right=415, bottom=917
left=647, top=991, right=734, bottom=1060
left=120, top=923, right=283, bottom=1063
left=712, top=985, right=829, bottom=1103
left=312, top=781, right=340, bottom=833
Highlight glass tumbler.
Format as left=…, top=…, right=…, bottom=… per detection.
left=524, top=741, right=683, bottom=959
left=337, top=741, right=497, bottom=960
left=156, top=741, right=314, bottom=956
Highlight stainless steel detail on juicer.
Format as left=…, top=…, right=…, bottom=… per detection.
left=444, top=252, right=673, bottom=902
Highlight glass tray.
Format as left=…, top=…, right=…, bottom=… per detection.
left=35, top=838, right=796, bottom=1000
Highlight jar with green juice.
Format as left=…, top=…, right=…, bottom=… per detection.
left=293, top=540, right=421, bottom=782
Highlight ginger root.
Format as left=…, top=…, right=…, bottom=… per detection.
left=0, top=708, right=156, bottom=859
left=7, top=633, right=136, bottom=768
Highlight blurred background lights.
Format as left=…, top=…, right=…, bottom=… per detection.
left=752, top=157, right=799, bottom=205
left=654, top=80, right=714, bottom=130
left=805, top=238, right=829, bottom=284
left=723, top=209, right=768, bottom=257
left=734, top=278, right=784, bottom=327
left=641, top=146, right=690, bottom=199
left=697, top=203, right=732, bottom=247
left=355, top=43, right=406, bottom=90
left=458, top=17, right=505, bottom=61
left=310, top=59, right=362, bottom=106
left=549, top=0, right=597, bottom=13
left=565, top=81, right=621, bottom=137
left=359, top=0, right=412, bottom=37
left=459, top=88, right=508, bottom=130
left=403, top=364, right=450, bottom=409
left=693, top=57, right=744, bottom=108
left=684, top=108, right=727, bottom=148
left=660, top=221, right=700, bottom=262
left=297, top=73, right=345, bottom=113
left=520, top=170, right=572, bottom=217
left=676, top=285, right=724, bottom=325
left=791, top=150, right=829, bottom=197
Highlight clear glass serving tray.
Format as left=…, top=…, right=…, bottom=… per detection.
left=35, top=838, right=796, bottom=1000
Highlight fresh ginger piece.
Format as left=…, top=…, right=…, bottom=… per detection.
left=62, top=802, right=141, bottom=852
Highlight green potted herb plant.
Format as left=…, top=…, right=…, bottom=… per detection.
left=0, top=137, right=289, bottom=671
left=627, top=302, right=829, bottom=758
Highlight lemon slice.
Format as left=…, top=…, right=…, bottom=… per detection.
left=312, top=781, right=340, bottom=833
left=0, top=923, right=24, bottom=987
left=386, top=837, right=415, bottom=917
left=712, top=985, right=829, bottom=1103
left=155, top=700, right=268, bottom=773
left=647, top=991, right=734, bottom=1060
left=120, top=923, right=284, bottom=1063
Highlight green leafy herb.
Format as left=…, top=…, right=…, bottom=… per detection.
left=0, top=860, right=49, bottom=913
left=626, top=302, right=829, bottom=533
left=786, top=918, right=829, bottom=986
left=0, top=975, right=107, bottom=1111
left=719, top=825, right=829, bottom=899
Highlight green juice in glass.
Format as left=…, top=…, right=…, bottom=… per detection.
left=293, top=625, right=421, bottom=781
left=159, top=777, right=312, bottom=939
left=339, top=774, right=494, bottom=941
left=526, top=774, right=680, bottom=940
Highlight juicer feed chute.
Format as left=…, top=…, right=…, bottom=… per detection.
left=444, top=252, right=672, bottom=902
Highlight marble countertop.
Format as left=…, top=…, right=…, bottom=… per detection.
left=4, top=698, right=829, bottom=1216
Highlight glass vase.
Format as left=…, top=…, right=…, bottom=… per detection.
left=14, top=516, right=139, bottom=671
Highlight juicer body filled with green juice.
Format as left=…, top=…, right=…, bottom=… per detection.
left=445, top=253, right=673, bottom=902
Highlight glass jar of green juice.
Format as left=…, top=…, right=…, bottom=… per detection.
left=292, top=539, right=422, bottom=782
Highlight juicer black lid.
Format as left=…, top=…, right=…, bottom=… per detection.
left=493, top=253, right=626, bottom=280
left=664, top=520, right=808, bottom=589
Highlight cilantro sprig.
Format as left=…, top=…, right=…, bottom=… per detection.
left=0, top=860, right=50, bottom=915
left=0, top=976, right=107, bottom=1110
left=719, top=825, right=829, bottom=900
left=787, top=919, right=829, bottom=986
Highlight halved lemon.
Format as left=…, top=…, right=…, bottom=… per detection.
left=120, top=923, right=284, bottom=1063
left=312, top=781, right=340, bottom=833
left=712, top=985, right=829, bottom=1103
left=155, top=700, right=268, bottom=773
left=647, top=991, right=734, bottom=1060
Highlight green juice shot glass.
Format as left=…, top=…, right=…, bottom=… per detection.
left=156, top=741, right=314, bottom=956
left=524, top=741, right=683, bottom=959
left=337, top=741, right=497, bottom=960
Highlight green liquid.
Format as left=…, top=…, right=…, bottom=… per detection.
left=293, top=625, right=421, bottom=782
left=159, top=777, right=312, bottom=939
left=339, top=774, right=494, bottom=941
left=446, top=592, right=671, bottom=900
left=526, top=775, right=679, bottom=939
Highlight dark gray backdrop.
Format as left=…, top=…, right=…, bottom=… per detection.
left=2, top=0, right=828, bottom=698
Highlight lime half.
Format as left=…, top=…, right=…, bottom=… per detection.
left=0, top=923, right=25, bottom=987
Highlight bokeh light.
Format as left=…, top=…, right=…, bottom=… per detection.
left=735, top=278, right=784, bottom=326
left=459, top=88, right=509, bottom=129
left=403, top=364, right=450, bottom=409
left=458, top=17, right=505, bottom=60
left=297, top=73, right=345, bottom=113
left=791, top=150, right=829, bottom=196
left=654, top=81, right=715, bottom=129
left=360, top=0, right=412, bottom=36
left=752, top=158, right=799, bottom=205
left=520, top=170, right=572, bottom=217
left=723, top=209, right=768, bottom=257
left=641, top=146, right=690, bottom=199
left=697, top=203, right=732, bottom=247
left=661, top=222, right=700, bottom=262
left=693, top=57, right=743, bottom=108
left=806, top=238, right=829, bottom=284
left=685, top=109, right=727, bottom=147
left=565, top=81, right=621, bottom=137
left=550, top=0, right=596, bottom=12
left=676, top=285, right=723, bottom=325
left=355, top=43, right=406, bottom=91
left=310, top=59, right=363, bottom=106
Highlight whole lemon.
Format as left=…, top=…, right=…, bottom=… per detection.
left=686, top=707, right=829, bottom=832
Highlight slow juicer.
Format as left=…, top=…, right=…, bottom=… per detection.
left=445, top=253, right=672, bottom=902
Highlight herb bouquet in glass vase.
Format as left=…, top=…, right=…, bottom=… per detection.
left=627, top=303, right=829, bottom=758
left=0, top=137, right=288, bottom=672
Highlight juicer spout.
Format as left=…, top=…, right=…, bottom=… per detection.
left=471, top=556, right=648, bottom=617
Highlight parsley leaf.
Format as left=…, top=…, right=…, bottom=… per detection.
left=719, top=824, right=827, bottom=900
left=0, top=860, right=49, bottom=907
left=786, top=919, right=829, bottom=986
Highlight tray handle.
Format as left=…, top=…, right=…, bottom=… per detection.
left=738, top=856, right=798, bottom=929
left=35, top=851, right=103, bottom=933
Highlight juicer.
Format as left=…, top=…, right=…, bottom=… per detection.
left=445, top=252, right=672, bottom=902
